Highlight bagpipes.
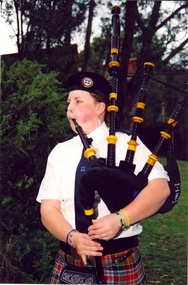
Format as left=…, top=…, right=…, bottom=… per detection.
left=74, top=4, right=188, bottom=219
left=70, top=4, right=187, bottom=285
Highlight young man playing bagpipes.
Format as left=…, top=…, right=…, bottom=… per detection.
left=36, top=4, right=185, bottom=285
left=36, top=70, right=170, bottom=284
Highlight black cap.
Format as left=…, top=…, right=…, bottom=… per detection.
left=67, top=72, right=111, bottom=103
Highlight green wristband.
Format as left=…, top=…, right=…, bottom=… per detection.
left=116, top=211, right=127, bottom=230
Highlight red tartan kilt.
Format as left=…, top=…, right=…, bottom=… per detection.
left=50, top=247, right=146, bottom=284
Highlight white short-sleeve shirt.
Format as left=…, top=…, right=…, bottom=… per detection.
left=37, top=122, right=169, bottom=238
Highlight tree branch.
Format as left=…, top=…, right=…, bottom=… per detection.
left=155, top=2, right=188, bottom=32
left=82, top=0, right=96, bottom=72
left=149, top=1, right=161, bottom=30
left=163, top=37, right=188, bottom=65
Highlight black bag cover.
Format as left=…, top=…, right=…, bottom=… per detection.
left=156, top=140, right=181, bottom=214
left=78, top=158, right=148, bottom=214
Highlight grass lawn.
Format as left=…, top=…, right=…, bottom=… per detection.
left=139, top=158, right=188, bottom=285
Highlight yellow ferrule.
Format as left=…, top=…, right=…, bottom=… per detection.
left=127, top=140, right=138, bottom=151
left=109, top=61, right=120, bottom=68
left=84, top=208, right=94, bottom=216
left=106, top=135, right=118, bottom=144
left=137, top=102, right=145, bottom=109
left=84, top=148, right=96, bottom=159
left=132, top=116, right=143, bottom=123
left=111, top=48, right=119, bottom=55
left=160, top=131, right=171, bottom=139
left=107, top=105, right=119, bottom=112
left=112, top=4, right=121, bottom=9
left=147, top=154, right=158, bottom=166
left=109, top=92, right=118, bottom=100
left=167, top=117, right=177, bottom=127
left=144, top=62, right=155, bottom=68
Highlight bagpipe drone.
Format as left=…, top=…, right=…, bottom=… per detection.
left=74, top=4, right=187, bottom=220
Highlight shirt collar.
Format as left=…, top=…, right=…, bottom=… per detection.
left=75, top=122, right=109, bottom=148
left=88, top=122, right=108, bottom=145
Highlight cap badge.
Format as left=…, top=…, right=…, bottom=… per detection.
left=81, top=77, right=94, bottom=88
